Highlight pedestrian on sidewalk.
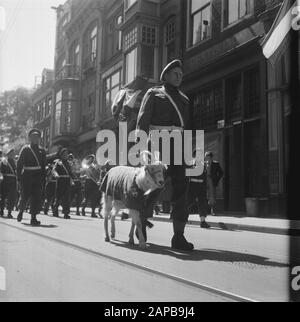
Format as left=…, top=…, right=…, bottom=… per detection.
left=0, top=148, right=17, bottom=219
left=17, top=128, right=47, bottom=226
left=188, top=150, right=210, bottom=229
left=205, top=152, right=223, bottom=216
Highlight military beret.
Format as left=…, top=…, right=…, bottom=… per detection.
left=160, top=59, right=183, bottom=82
left=28, top=128, right=41, bottom=137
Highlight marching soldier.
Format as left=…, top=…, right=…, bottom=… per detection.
left=0, top=148, right=17, bottom=219
left=17, top=129, right=47, bottom=226
left=43, top=162, right=57, bottom=216
left=81, top=154, right=101, bottom=218
left=52, top=148, right=74, bottom=219
left=68, top=153, right=83, bottom=216
left=136, top=59, right=194, bottom=251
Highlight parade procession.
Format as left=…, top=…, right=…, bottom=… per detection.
left=0, top=0, right=299, bottom=303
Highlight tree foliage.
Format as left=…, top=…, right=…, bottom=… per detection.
left=0, top=87, right=34, bottom=151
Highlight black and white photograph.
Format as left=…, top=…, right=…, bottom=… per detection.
left=0, top=0, right=299, bottom=305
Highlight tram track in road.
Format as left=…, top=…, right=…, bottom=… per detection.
left=0, top=220, right=259, bottom=302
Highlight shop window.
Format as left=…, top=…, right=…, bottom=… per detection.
left=244, top=67, right=260, bottom=118
left=226, top=75, right=242, bottom=121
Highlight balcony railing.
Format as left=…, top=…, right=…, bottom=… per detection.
left=83, top=53, right=97, bottom=73
left=55, top=64, right=80, bottom=81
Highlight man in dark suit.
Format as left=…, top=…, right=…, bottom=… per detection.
left=205, top=151, right=224, bottom=216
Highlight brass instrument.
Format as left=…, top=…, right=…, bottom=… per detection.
left=81, top=155, right=101, bottom=185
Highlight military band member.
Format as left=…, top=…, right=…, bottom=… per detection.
left=44, top=162, right=56, bottom=216
left=52, top=148, right=74, bottom=219
left=0, top=148, right=17, bottom=219
left=68, top=153, right=83, bottom=216
left=81, top=154, right=101, bottom=218
left=17, top=129, right=47, bottom=226
left=136, top=59, right=194, bottom=251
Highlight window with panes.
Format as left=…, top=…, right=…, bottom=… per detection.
left=223, top=0, right=254, bottom=27
left=190, top=0, right=211, bottom=46
left=104, top=70, right=122, bottom=119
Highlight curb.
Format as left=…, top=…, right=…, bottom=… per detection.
left=151, top=216, right=300, bottom=237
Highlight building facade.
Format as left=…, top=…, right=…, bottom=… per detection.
left=32, top=69, right=54, bottom=153
left=47, top=0, right=289, bottom=215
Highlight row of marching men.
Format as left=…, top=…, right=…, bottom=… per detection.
left=0, top=128, right=109, bottom=226
left=44, top=149, right=105, bottom=219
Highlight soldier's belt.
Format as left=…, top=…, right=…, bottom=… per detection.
left=3, top=174, right=16, bottom=178
left=23, top=166, right=42, bottom=171
left=190, top=178, right=204, bottom=183
left=58, top=175, right=70, bottom=178
left=149, top=125, right=183, bottom=132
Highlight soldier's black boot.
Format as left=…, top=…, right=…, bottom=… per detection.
left=81, top=208, right=86, bottom=216
left=17, top=211, right=23, bottom=222
left=30, top=214, right=41, bottom=226
left=7, top=211, right=13, bottom=219
left=76, top=207, right=81, bottom=216
left=171, top=220, right=194, bottom=251
left=64, top=213, right=71, bottom=220
left=0, top=209, right=4, bottom=217
left=53, top=208, right=59, bottom=217
left=91, top=209, right=98, bottom=218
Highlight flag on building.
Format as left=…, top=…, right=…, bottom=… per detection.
left=262, top=0, right=298, bottom=63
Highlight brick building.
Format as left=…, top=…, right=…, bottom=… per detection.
left=47, top=0, right=290, bottom=215
left=32, top=68, right=54, bottom=153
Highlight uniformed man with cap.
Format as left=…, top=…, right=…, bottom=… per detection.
left=136, top=59, right=194, bottom=251
left=52, top=147, right=74, bottom=219
left=0, top=148, right=17, bottom=219
left=68, top=153, right=83, bottom=216
left=81, top=154, right=101, bottom=218
left=17, top=128, right=47, bottom=226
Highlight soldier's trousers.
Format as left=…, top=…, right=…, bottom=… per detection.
left=44, top=181, right=56, bottom=212
left=19, top=171, right=44, bottom=215
left=70, top=180, right=82, bottom=209
left=82, top=179, right=100, bottom=210
left=188, top=183, right=209, bottom=217
left=0, top=177, right=17, bottom=212
left=53, top=178, right=71, bottom=215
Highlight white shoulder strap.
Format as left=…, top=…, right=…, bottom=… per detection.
left=28, top=145, right=41, bottom=168
left=159, top=87, right=184, bottom=127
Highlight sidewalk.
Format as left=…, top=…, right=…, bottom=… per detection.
left=71, top=208, right=300, bottom=237
left=151, top=213, right=300, bottom=237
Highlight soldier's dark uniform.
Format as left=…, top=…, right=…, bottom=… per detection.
left=17, top=130, right=47, bottom=225
left=52, top=153, right=73, bottom=219
left=81, top=157, right=101, bottom=218
left=0, top=152, right=17, bottom=218
left=43, top=164, right=56, bottom=215
left=136, top=59, right=194, bottom=251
